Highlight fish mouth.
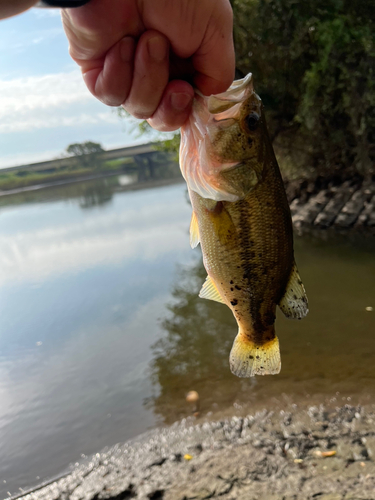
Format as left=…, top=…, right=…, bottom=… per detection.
left=195, top=74, right=261, bottom=130
left=207, top=73, right=254, bottom=114
left=180, top=73, right=263, bottom=202
left=195, top=73, right=255, bottom=115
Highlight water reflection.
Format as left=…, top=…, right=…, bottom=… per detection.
left=148, top=233, right=375, bottom=424
left=0, top=176, right=120, bottom=209
left=1, top=176, right=375, bottom=497
left=147, top=255, right=248, bottom=424
left=0, top=181, right=192, bottom=497
left=78, top=181, right=113, bottom=209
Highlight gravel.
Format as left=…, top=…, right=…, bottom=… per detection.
left=18, top=404, right=375, bottom=500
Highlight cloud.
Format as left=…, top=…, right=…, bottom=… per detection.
left=0, top=70, right=136, bottom=138
left=0, top=111, right=121, bottom=134
left=0, top=191, right=191, bottom=287
left=0, top=70, right=92, bottom=117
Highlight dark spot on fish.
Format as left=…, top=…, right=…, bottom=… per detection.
left=249, top=355, right=254, bottom=359
left=230, top=299, right=238, bottom=306
left=247, top=137, right=253, bottom=147
left=293, top=294, right=297, bottom=300
left=230, top=287, right=234, bottom=291
left=230, top=280, right=234, bottom=284
left=256, top=355, right=260, bottom=359
left=260, top=366, right=264, bottom=369
left=258, top=253, right=262, bottom=258
left=235, top=285, right=241, bottom=290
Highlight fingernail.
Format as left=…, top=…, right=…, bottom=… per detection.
left=147, top=36, right=168, bottom=62
left=171, top=92, right=193, bottom=111
left=120, top=37, right=135, bottom=63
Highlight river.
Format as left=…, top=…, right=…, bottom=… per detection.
left=0, top=176, right=374, bottom=498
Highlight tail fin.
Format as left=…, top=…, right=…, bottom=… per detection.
left=229, top=332, right=281, bottom=377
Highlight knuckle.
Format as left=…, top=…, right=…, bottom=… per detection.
left=124, top=106, right=153, bottom=120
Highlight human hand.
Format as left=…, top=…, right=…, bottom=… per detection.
left=0, top=0, right=37, bottom=20
left=62, top=0, right=235, bottom=131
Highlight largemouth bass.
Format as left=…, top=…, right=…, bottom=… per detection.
left=179, top=73, right=308, bottom=377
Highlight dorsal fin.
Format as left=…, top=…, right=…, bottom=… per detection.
left=199, top=276, right=225, bottom=304
left=278, top=262, right=309, bottom=319
left=189, top=211, right=200, bottom=249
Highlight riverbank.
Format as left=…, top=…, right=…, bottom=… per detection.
left=285, top=177, right=375, bottom=231
left=0, top=171, right=123, bottom=197
left=2, top=167, right=374, bottom=232
left=0, top=172, right=184, bottom=198
left=17, top=402, right=375, bottom=500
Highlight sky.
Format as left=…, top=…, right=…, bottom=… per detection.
left=0, top=7, right=160, bottom=169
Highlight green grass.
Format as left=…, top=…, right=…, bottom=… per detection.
left=0, top=158, right=135, bottom=191
left=104, top=158, right=133, bottom=169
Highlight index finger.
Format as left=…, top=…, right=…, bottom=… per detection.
left=192, top=0, right=235, bottom=95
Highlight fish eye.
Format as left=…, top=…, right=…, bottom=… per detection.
left=245, top=112, right=260, bottom=131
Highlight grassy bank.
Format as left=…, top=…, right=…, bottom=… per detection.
left=0, top=161, right=131, bottom=192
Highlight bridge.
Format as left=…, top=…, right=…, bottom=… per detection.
left=0, top=142, right=158, bottom=174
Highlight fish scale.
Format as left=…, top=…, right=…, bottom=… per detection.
left=180, top=73, right=308, bottom=377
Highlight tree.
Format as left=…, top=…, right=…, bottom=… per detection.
left=66, top=141, right=104, bottom=156
left=231, top=0, right=375, bottom=178
left=66, top=141, right=105, bottom=169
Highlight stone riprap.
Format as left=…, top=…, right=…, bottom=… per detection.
left=17, top=405, right=375, bottom=500
left=286, top=179, right=375, bottom=230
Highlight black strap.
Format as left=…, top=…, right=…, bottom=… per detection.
left=37, top=0, right=91, bottom=7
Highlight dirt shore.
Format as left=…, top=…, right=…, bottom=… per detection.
left=18, top=403, right=375, bottom=500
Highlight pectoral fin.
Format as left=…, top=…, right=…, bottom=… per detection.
left=199, top=276, right=225, bottom=304
left=206, top=201, right=237, bottom=247
left=278, top=262, right=309, bottom=319
left=189, top=211, right=200, bottom=249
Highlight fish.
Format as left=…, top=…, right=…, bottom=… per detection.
left=179, top=73, right=308, bottom=377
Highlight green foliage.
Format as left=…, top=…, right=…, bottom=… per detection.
left=232, top=0, right=375, bottom=178
left=0, top=167, right=93, bottom=191
left=66, top=141, right=105, bottom=169
left=154, top=134, right=180, bottom=161
left=66, top=141, right=104, bottom=156
left=299, top=15, right=375, bottom=175
left=117, top=107, right=181, bottom=159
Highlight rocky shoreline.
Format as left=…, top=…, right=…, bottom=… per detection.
left=285, top=177, right=375, bottom=231
left=18, top=403, right=375, bottom=500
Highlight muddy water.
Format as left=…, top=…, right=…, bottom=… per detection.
left=150, top=230, right=375, bottom=426
left=0, top=176, right=374, bottom=497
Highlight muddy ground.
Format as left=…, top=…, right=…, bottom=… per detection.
left=18, top=403, right=375, bottom=500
